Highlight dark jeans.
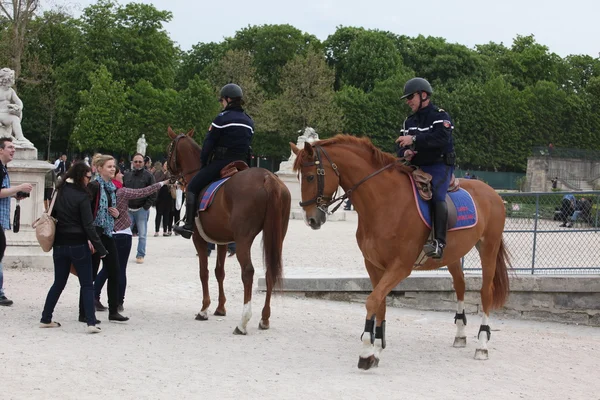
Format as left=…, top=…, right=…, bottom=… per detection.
left=187, top=159, right=238, bottom=194
left=207, top=242, right=236, bottom=256
left=155, top=201, right=172, bottom=232
left=95, top=233, right=131, bottom=305
left=82, top=234, right=120, bottom=314
left=42, top=244, right=96, bottom=325
left=421, top=164, right=454, bottom=202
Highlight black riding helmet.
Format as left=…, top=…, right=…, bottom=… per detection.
left=400, top=77, right=433, bottom=99
left=220, top=83, right=243, bottom=99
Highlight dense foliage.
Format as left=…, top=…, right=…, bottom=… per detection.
left=1, top=0, right=599, bottom=170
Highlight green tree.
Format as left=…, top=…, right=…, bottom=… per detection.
left=71, top=66, right=129, bottom=152
left=175, top=41, right=228, bottom=90
left=227, top=24, right=320, bottom=95
left=176, top=75, right=221, bottom=143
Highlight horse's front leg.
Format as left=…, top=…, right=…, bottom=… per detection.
left=213, top=244, right=227, bottom=316
left=233, top=242, right=254, bottom=335
left=192, top=231, right=211, bottom=321
left=448, top=261, right=467, bottom=347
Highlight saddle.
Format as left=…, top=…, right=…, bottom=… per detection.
left=220, top=161, right=249, bottom=178
left=412, top=168, right=460, bottom=201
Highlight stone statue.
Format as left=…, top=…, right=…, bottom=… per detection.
left=137, top=134, right=147, bottom=155
left=0, top=67, right=34, bottom=147
left=277, top=127, right=320, bottom=174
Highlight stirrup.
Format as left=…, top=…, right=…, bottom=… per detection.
left=423, top=239, right=444, bottom=259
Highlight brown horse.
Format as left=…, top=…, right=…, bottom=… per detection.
left=167, top=128, right=291, bottom=334
left=291, top=135, right=511, bottom=369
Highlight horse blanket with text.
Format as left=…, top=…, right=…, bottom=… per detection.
left=409, top=175, right=477, bottom=231
left=199, top=177, right=230, bottom=211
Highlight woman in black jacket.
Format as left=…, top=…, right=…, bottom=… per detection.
left=40, top=162, right=107, bottom=333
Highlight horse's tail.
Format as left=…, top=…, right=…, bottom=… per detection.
left=262, top=173, right=290, bottom=288
left=492, top=238, right=512, bottom=309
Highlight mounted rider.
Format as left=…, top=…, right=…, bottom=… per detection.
left=395, top=77, right=455, bottom=259
left=173, top=83, right=255, bottom=239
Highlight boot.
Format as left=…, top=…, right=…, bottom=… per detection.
left=423, top=201, right=448, bottom=259
left=173, top=191, right=197, bottom=239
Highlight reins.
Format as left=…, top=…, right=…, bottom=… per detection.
left=300, top=144, right=406, bottom=215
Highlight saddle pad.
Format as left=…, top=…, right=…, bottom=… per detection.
left=409, top=175, right=477, bottom=231
left=199, top=177, right=230, bottom=212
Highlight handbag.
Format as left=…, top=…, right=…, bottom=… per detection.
left=31, top=190, right=58, bottom=252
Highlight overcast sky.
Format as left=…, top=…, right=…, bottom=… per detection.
left=62, top=0, right=599, bottom=58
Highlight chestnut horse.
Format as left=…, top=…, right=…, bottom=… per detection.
left=167, top=128, right=291, bottom=334
left=291, top=135, right=511, bottom=369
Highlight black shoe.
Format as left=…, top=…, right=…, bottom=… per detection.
left=0, top=295, right=13, bottom=306
left=118, top=304, right=124, bottom=312
left=95, top=299, right=108, bottom=311
left=173, top=191, right=197, bottom=240
left=109, top=312, right=129, bottom=322
left=228, top=250, right=236, bottom=257
left=79, top=316, right=101, bottom=324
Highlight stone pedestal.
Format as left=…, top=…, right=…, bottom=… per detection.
left=4, top=146, right=54, bottom=268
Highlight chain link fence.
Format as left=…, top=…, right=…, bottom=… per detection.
left=460, top=191, right=600, bottom=274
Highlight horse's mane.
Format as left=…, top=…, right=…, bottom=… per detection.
left=293, top=134, right=411, bottom=173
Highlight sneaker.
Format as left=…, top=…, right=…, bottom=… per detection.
left=0, top=295, right=13, bottom=306
left=94, top=299, right=108, bottom=311
left=154, top=232, right=159, bottom=237
left=136, top=257, right=144, bottom=264
left=118, top=304, right=124, bottom=312
left=39, top=321, right=62, bottom=328
left=87, top=325, right=102, bottom=334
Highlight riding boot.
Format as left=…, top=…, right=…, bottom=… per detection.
left=424, top=201, right=448, bottom=259
left=173, top=191, right=197, bottom=239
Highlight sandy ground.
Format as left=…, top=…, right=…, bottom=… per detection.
left=1, top=209, right=599, bottom=400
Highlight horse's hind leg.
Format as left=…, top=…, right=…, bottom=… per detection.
left=192, top=231, right=211, bottom=321
left=475, top=238, right=501, bottom=360
left=233, top=240, right=255, bottom=335
left=448, top=260, right=467, bottom=348
left=259, top=272, right=272, bottom=330
left=364, top=261, right=386, bottom=366
left=214, top=244, right=227, bottom=316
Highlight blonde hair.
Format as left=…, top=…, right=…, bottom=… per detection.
left=92, top=153, right=115, bottom=168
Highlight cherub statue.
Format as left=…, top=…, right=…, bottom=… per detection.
left=0, top=68, right=33, bottom=147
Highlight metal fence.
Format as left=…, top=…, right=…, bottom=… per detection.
left=460, top=191, right=600, bottom=275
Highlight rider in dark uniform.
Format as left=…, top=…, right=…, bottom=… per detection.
left=395, top=78, right=455, bottom=259
left=173, top=83, right=254, bottom=239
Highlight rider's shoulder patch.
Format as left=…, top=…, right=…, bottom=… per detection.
left=437, top=108, right=445, bottom=113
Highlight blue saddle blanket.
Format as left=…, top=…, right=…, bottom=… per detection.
left=412, top=182, right=477, bottom=231
left=199, top=177, right=230, bottom=211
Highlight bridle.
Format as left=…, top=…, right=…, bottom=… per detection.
left=299, top=144, right=401, bottom=215
left=166, top=134, right=201, bottom=186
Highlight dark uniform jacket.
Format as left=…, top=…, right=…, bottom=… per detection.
left=123, top=169, right=156, bottom=210
left=397, top=103, right=455, bottom=166
left=200, top=105, right=254, bottom=167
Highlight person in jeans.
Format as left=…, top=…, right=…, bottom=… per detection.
left=84, top=154, right=129, bottom=322
left=94, top=165, right=167, bottom=311
left=0, top=137, right=33, bottom=306
left=39, top=162, right=107, bottom=333
left=124, top=153, right=156, bottom=263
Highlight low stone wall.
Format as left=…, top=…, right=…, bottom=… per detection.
left=259, top=275, right=600, bottom=326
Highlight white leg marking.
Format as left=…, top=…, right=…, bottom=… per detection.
left=475, top=314, right=490, bottom=360
left=359, top=336, right=375, bottom=359
left=237, top=302, right=252, bottom=334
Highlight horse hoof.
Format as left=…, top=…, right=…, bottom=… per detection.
left=474, top=349, right=489, bottom=360
left=357, top=355, right=378, bottom=370
left=453, top=337, right=467, bottom=348
left=258, top=320, right=269, bottom=330
left=195, top=311, right=208, bottom=321
left=214, top=309, right=226, bottom=317
left=233, top=326, right=247, bottom=335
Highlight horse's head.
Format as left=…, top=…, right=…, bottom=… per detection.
left=291, top=141, right=341, bottom=230
left=167, top=126, right=201, bottom=185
